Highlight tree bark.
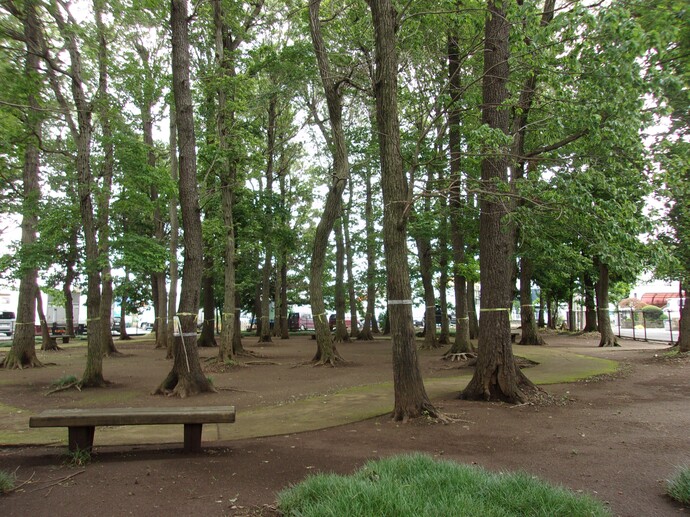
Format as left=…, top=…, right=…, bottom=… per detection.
left=307, top=0, right=350, bottom=364
left=166, top=105, right=179, bottom=360
left=2, top=0, right=43, bottom=368
left=344, top=182, right=359, bottom=339
left=518, top=257, right=545, bottom=345
left=461, top=0, right=538, bottom=403
left=259, top=95, right=277, bottom=344
left=595, top=258, right=618, bottom=347
left=678, top=283, right=689, bottom=352
left=333, top=216, right=350, bottom=342
left=447, top=31, right=473, bottom=354
left=467, top=279, right=479, bottom=338
left=583, top=271, right=598, bottom=332
left=94, top=0, right=118, bottom=358
left=359, top=169, right=376, bottom=341
left=135, top=42, right=168, bottom=351
left=197, top=253, right=217, bottom=347
left=368, top=0, right=436, bottom=420
left=156, top=0, right=214, bottom=396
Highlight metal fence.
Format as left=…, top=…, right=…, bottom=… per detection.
left=559, top=308, right=680, bottom=343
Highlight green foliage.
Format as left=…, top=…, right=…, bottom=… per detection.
left=0, top=469, right=15, bottom=493
left=278, top=454, right=610, bottom=517
left=64, top=447, right=91, bottom=468
left=667, top=465, right=690, bottom=505
left=641, top=304, right=665, bottom=322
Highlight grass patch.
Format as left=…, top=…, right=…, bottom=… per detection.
left=51, top=374, right=78, bottom=388
left=64, top=447, right=91, bottom=468
left=0, top=469, right=15, bottom=493
left=667, top=465, right=690, bottom=505
left=278, top=454, right=610, bottom=517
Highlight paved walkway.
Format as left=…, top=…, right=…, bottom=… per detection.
left=2, top=347, right=618, bottom=449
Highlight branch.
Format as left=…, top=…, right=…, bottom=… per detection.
left=524, top=128, right=589, bottom=158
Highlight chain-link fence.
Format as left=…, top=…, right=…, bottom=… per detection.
left=558, top=308, right=680, bottom=343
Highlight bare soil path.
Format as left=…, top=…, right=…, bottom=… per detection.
left=1, top=332, right=688, bottom=517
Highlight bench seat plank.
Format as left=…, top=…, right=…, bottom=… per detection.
left=29, top=406, right=235, bottom=428
left=29, top=406, right=235, bottom=453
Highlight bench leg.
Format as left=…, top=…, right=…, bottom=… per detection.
left=68, top=426, right=95, bottom=453
left=184, top=423, right=203, bottom=453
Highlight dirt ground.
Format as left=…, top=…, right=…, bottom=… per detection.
left=0, top=331, right=688, bottom=517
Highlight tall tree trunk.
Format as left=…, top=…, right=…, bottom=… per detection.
left=437, top=195, right=450, bottom=345
left=166, top=107, right=179, bottom=360
left=119, top=279, right=132, bottom=341
left=415, top=233, right=438, bottom=349
left=95, top=0, right=118, bottom=358
left=259, top=96, right=277, bottom=344
left=447, top=31, right=473, bottom=355
left=2, top=0, right=43, bottom=368
left=678, top=283, right=689, bottom=352
left=37, top=288, right=59, bottom=351
left=583, top=271, right=598, bottom=332
left=156, top=0, right=214, bottom=396
left=359, top=170, right=376, bottom=341
left=537, top=293, right=546, bottom=328
left=467, top=280, right=479, bottom=338
left=367, top=0, right=436, bottom=420
left=595, top=258, right=618, bottom=347
left=518, top=257, right=545, bottom=345
left=136, top=42, right=168, bottom=351
left=198, top=253, right=217, bottom=347
left=461, top=0, right=537, bottom=403
left=344, top=181, right=359, bottom=339
left=333, top=216, right=349, bottom=342
left=307, top=0, right=350, bottom=364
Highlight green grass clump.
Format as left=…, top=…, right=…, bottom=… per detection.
left=64, top=447, right=91, bottom=467
left=0, top=469, right=15, bottom=494
left=278, top=454, right=610, bottom=517
left=667, top=466, right=690, bottom=505
left=51, top=374, right=78, bottom=388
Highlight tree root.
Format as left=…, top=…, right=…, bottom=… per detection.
left=443, top=352, right=477, bottom=362
left=1, top=354, right=45, bottom=369
left=46, top=381, right=82, bottom=395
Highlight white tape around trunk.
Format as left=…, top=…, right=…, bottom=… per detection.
left=387, top=300, right=413, bottom=305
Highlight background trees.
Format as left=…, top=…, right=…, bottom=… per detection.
left=0, top=0, right=682, bottom=404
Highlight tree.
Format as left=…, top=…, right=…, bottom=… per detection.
left=0, top=0, right=44, bottom=369
left=306, top=0, right=351, bottom=365
left=461, top=0, right=539, bottom=403
left=367, top=0, right=438, bottom=420
left=155, top=0, right=214, bottom=397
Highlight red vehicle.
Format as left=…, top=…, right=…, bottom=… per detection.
left=288, top=312, right=315, bottom=331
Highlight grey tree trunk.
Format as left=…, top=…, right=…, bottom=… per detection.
left=595, top=259, right=618, bottom=347
left=467, top=280, right=479, bottom=338
left=156, top=0, right=214, bottom=396
left=167, top=106, right=179, bottom=360
left=461, top=0, right=538, bottom=403
left=678, top=283, right=689, bottom=352
left=447, top=31, right=472, bottom=354
left=334, top=217, right=349, bottom=342
left=359, top=170, right=376, bottom=341
left=583, top=272, right=598, bottom=332
left=307, top=0, right=350, bottom=364
left=518, top=257, right=545, bottom=345
left=368, top=0, right=436, bottom=420
left=259, top=96, right=277, bottom=344
left=344, top=183, right=359, bottom=339
left=95, top=0, right=118, bottom=358
left=2, top=0, right=43, bottom=368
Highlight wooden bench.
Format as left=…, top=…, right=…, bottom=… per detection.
left=29, top=406, right=236, bottom=453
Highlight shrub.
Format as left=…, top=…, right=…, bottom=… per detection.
left=0, top=469, right=15, bottom=494
left=667, top=466, right=690, bottom=505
